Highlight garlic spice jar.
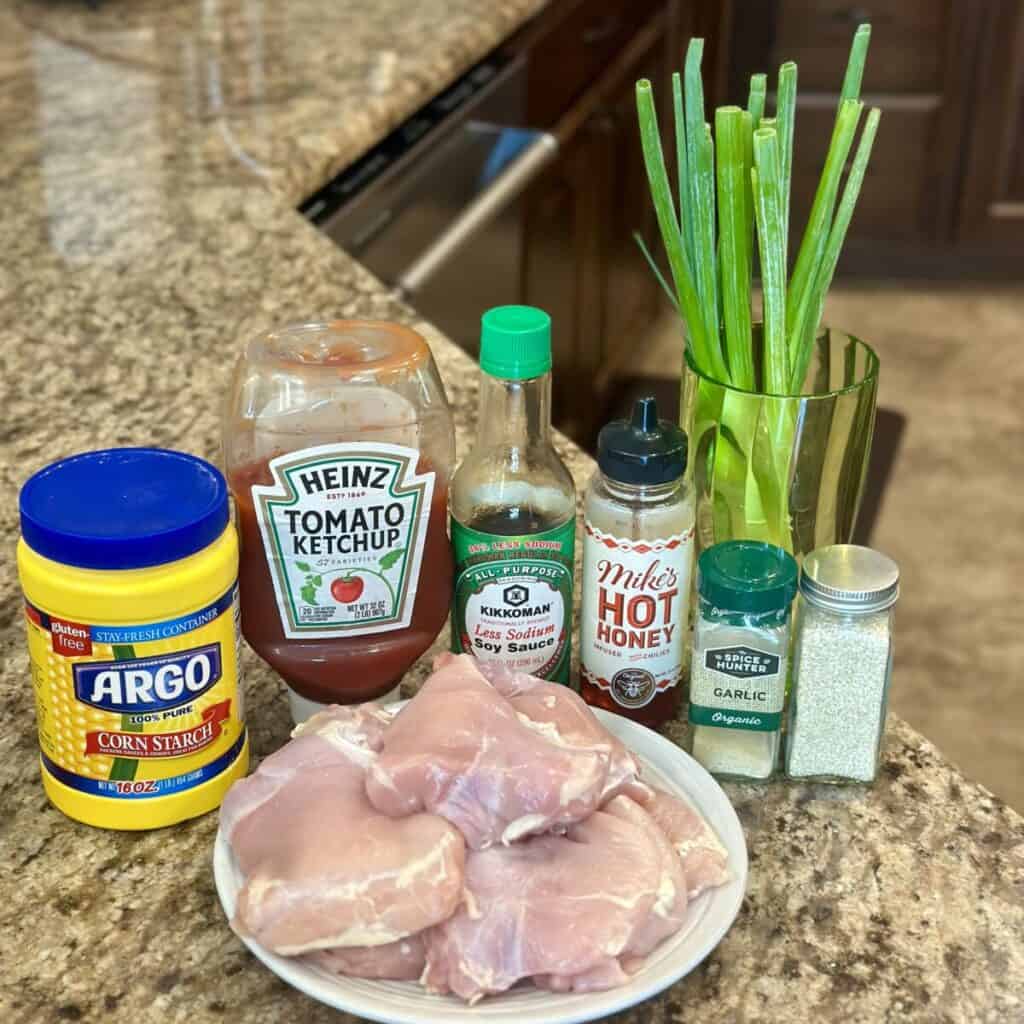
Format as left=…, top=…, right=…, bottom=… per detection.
left=786, top=544, right=899, bottom=783
left=688, top=541, right=798, bottom=780
left=579, top=397, right=694, bottom=728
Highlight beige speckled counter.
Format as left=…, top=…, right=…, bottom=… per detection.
left=0, top=3, right=1021, bottom=1023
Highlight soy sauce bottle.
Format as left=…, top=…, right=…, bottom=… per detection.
left=450, top=306, right=575, bottom=683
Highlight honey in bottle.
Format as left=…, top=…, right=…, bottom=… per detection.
left=579, top=397, right=694, bottom=728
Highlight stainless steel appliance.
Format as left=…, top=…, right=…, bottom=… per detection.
left=302, top=53, right=556, bottom=351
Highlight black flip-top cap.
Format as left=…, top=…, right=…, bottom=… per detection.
left=597, top=397, right=688, bottom=486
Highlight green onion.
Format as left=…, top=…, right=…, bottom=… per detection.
left=672, top=73, right=696, bottom=278
left=751, top=128, right=789, bottom=393
left=775, top=62, right=798, bottom=251
left=786, top=99, right=863, bottom=378
left=636, top=23, right=877, bottom=401
left=784, top=25, right=871, bottom=386
left=697, top=122, right=721, bottom=356
left=633, top=231, right=680, bottom=312
left=747, top=73, right=767, bottom=128
left=741, top=108, right=755, bottom=282
left=715, top=106, right=754, bottom=390
left=683, top=40, right=723, bottom=368
left=682, top=40, right=707, bottom=305
left=636, top=79, right=720, bottom=379
left=789, top=108, right=881, bottom=390
left=841, top=24, right=872, bottom=102
left=635, top=24, right=879, bottom=555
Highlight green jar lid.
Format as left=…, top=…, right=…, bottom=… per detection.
left=479, top=305, right=552, bottom=380
left=697, top=540, right=798, bottom=616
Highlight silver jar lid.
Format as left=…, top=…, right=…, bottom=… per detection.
left=800, top=544, right=900, bottom=614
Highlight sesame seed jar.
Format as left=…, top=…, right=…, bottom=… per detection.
left=785, top=545, right=900, bottom=784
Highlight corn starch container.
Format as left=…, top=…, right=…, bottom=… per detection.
left=17, top=448, right=248, bottom=830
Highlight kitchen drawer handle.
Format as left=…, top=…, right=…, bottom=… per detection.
left=582, top=14, right=622, bottom=45
left=395, top=131, right=558, bottom=298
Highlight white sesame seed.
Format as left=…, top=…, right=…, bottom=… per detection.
left=786, top=602, right=892, bottom=782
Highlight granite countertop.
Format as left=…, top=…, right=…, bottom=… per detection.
left=0, top=2, right=1021, bottom=1022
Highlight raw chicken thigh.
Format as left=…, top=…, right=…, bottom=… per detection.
left=219, top=660, right=734, bottom=1004
left=366, top=655, right=609, bottom=849
left=640, top=786, right=731, bottom=898
left=305, top=933, right=427, bottom=981
left=601, top=795, right=689, bottom=960
left=422, top=795, right=688, bottom=1001
left=222, top=705, right=465, bottom=955
left=471, top=659, right=651, bottom=804
left=219, top=703, right=389, bottom=839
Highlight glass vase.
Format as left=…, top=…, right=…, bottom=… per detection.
left=680, top=326, right=879, bottom=560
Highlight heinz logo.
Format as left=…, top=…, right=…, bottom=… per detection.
left=73, top=643, right=222, bottom=713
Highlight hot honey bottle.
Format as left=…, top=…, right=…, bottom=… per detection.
left=579, top=397, right=694, bottom=729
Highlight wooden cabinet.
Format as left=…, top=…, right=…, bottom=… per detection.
left=769, top=0, right=946, bottom=93
left=717, top=0, right=1024, bottom=256
left=788, top=99, right=940, bottom=242
left=509, top=0, right=1022, bottom=444
left=722, top=0, right=959, bottom=244
left=520, top=0, right=684, bottom=439
left=520, top=121, right=604, bottom=435
left=525, top=0, right=662, bottom=126
left=958, top=0, right=1024, bottom=242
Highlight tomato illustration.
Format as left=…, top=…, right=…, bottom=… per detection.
left=331, top=575, right=364, bottom=604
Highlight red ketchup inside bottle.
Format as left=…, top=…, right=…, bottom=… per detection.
left=224, top=321, right=455, bottom=720
left=231, top=460, right=452, bottom=705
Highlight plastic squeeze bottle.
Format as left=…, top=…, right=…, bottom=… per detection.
left=579, top=396, right=694, bottom=728
left=450, top=306, right=575, bottom=683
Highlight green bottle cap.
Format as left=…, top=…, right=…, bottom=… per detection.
left=479, top=306, right=552, bottom=380
left=697, top=540, right=798, bottom=616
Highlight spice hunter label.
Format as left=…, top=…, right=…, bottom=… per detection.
left=25, top=588, right=245, bottom=798
left=252, top=443, right=434, bottom=639
left=580, top=524, right=693, bottom=709
left=451, top=520, right=574, bottom=683
left=689, top=644, right=786, bottom=731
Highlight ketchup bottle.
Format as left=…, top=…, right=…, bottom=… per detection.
left=579, top=397, right=694, bottom=729
left=224, top=321, right=454, bottom=723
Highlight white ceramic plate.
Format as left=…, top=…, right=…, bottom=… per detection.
left=213, top=708, right=748, bottom=1024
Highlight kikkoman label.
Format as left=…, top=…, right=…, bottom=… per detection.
left=689, top=643, right=786, bottom=732
left=451, top=518, right=574, bottom=683
left=252, top=443, right=434, bottom=639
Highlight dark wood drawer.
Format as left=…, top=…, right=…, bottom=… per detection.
left=772, top=0, right=947, bottom=93
left=526, top=0, right=662, bottom=126
left=788, top=101, right=939, bottom=240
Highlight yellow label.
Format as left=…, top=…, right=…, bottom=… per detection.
left=26, top=586, right=246, bottom=803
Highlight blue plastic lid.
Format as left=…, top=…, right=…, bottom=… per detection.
left=19, top=448, right=229, bottom=570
